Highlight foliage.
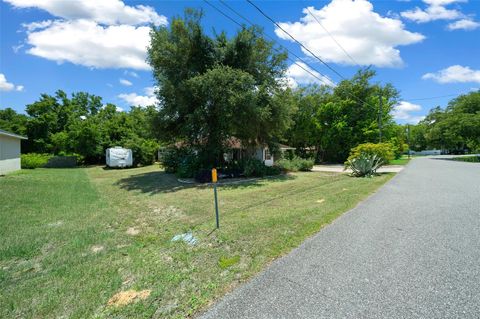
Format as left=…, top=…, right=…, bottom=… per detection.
left=276, top=156, right=314, bottom=172
left=285, top=70, right=399, bottom=163
left=122, top=137, right=159, bottom=166
left=409, top=90, right=480, bottom=153
left=148, top=9, right=294, bottom=169
left=160, top=147, right=199, bottom=176
left=3, top=91, right=159, bottom=164
left=451, top=155, right=480, bottom=163
left=347, top=143, right=394, bottom=165
left=345, top=154, right=384, bottom=177
left=20, top=153, right=52, bottom=169
left=241, top=158, right=280, bottom=177
left=0, top=107, right=28, bottom=136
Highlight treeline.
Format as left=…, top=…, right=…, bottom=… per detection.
left=0, top=91, right=159, bottom=165
left=409, top=91, right=480, bottom=153
left=286, top=70, right=408, bottom=163
left=2, top=10, right=478, bottom=169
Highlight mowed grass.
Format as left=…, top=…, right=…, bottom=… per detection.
left=389, top=155, right=411, bottom=165
left=1, top=166, right=393, bottom=318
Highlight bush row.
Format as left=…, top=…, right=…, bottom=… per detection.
left=160, top=147, right=285, bottom=182
left=275, top=156, right=314, bottom=172
left=21, top=153, right=53, bottom=169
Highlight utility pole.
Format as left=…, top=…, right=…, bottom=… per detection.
left=378, top=93, right=383, bottom=143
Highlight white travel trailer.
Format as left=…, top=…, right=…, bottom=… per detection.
left=106, top=147, right=133, bottom=168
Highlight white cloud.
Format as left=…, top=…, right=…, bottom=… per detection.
left=422, top=65, right=480, bottom=84
left=118, top=86, right=158, bottom=107
left=447, top=18, right=480, bottom=30
left=5, top=0, right=167, bottom=26
left=401, top=0, right=468, bottom=23
left=21, top=20, right=53, bottom=32
left=0, top=73, right=24, bottom=92
left=284, top=61, right=334, bottom=89
left=124, top=70, right=139, bottom=78
left=275, top=0, right=424, bottom=67
left=119, top=78, right=132, bottom=86
left=393, top=101, right=425, bottom=123
left=26, top=19, right=152, bottom=70
left=6, top=0, right=167, bottom=70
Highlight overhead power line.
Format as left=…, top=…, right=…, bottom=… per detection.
left=246, top=0, right=347, bottom=81
left=206, top=0, right=387, bottom=121
left=305, top=7, right=358, bottom=66
left=203, top=0, right=335, bottom=87
left=243, top=0, right=388, bottom=112
left=404, top=93, right=462, bottom=101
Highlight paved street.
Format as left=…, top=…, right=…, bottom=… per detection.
left=199, top=157, right=480, bottom=318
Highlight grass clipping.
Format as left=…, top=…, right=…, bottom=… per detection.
left=107, top=290, right=151, bottom=307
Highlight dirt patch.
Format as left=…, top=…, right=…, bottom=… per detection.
left=126, top=227, right=140, bottom=236
left=107, top=290, right=151, bottom=307
left=91, top=245, right=105, bottom=253
left=316, top=199, right=325, bottom=204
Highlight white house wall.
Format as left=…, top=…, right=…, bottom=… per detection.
left=0, top=135, right=22, bottom=174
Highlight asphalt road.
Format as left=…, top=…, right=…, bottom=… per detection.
left=199, top=157, right=480, bottom=319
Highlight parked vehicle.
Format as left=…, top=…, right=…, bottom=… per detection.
left=106, top=147, right=133, bottom=168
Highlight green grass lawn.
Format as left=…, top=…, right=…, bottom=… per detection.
left=0, top=166, right=393, bottom=318
left=389, top=155, right=411, bottom=165
left=451, top=155, right=480, bottom=163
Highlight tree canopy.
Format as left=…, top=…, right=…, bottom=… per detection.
left=286, top=69, right=401, bottom=162
left=1, top=90, right=159, bottom=164
left=409, top=90, right=480, bottom=152
left=147, top=9, right=294, bottom=167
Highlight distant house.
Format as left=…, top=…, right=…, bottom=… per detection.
left=223, top=138, right=295, bottom=166
left=159, top=137, right=295, bottom=167
left=0, top=129, right=27, bottom=174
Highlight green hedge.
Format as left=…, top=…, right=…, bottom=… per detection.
left=451, top=155, right=480, bottom=163
left=21, top=153, right=53, bottom=169
left=347, top=143, right=394, bottom=165
left=276, top=156, right=314, bottom=172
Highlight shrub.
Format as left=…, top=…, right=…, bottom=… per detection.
left=243, top=158, right=282, bottom=177
left=451, top=155, right=480, bottom=163
left=347, top=143, right=394, bottom=165
left=243, top=158, right=267, bottom=177
left=276, top=156, right=314, bottom=172
left=159, top=147, right=201, bottom=178
left=345, top=154, right=383, bottom=177
left=21, top=153, right=52, bottom=169
left=176, top=153, right=201, bottom=178
left=389, top=137, right=408, bottom=160
left=122, top=137, right=159, bottom=166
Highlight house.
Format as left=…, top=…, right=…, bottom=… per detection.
left=159, top=138, right=295, bottom=167
left=223, top=138, right=295, bottom=167
left=0, top=129, right=27, bottom=174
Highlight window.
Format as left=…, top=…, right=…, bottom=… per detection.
left=264, top=148, right=272, bottom=160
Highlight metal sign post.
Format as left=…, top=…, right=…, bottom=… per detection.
left=212, top=168, right=219, bottom=229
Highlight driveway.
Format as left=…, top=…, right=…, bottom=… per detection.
left=199, top=157, right=480, bottom=318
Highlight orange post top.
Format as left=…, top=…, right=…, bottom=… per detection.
left=211, top=168, right=218, bottom=183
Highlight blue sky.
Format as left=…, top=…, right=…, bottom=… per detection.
left=1, top=0, right=479, bottom=123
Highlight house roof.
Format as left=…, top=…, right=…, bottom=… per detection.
left=0, top=129, right=28, bottom=140
left=278, top=144, right=296, bottom=150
